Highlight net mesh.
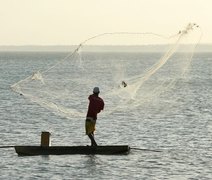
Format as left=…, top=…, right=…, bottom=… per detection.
left=11, top=23, right=202, bottom=119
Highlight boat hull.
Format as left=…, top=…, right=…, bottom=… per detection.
left=15, top=145, right=130, bottom=156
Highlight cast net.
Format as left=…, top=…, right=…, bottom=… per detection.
left=11, top=23, right=202, bottom=119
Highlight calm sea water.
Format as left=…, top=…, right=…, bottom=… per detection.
left=0, top=52, right=211, bottom=179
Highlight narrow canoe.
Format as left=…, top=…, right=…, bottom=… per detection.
left=14, top=145, right=130, bottom=156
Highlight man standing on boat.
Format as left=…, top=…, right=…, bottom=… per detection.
left=86, top=87, right=104, bottom=146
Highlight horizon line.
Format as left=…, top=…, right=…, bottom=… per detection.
left=0, top=43, right=212, bottom=46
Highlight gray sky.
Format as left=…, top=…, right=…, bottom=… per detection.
left=0, top=0, right=211, bottom=45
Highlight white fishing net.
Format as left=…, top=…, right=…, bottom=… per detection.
left=11, top=23, right=202, bottom=119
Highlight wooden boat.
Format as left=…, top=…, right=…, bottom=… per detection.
left=14, top=145, right=130, bottom=156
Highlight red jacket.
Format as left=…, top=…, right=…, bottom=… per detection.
left=86, top=94, right=104, bottom=120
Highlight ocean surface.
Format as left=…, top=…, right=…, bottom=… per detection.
left=0, top=51, right=211, bottom=180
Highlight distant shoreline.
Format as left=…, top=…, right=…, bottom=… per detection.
left=0, top=44, right=212, bottom=52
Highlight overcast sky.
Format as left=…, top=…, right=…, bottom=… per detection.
left=0, top=0, right=211, bottom=45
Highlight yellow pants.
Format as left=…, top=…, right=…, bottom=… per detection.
left=85, top=118, right=96, bottom=135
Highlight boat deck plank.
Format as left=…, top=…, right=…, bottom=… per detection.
left=15, top=145, right=130, bottom=156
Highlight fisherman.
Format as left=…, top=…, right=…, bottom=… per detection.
left=85, top=87, right=104, bottom=146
